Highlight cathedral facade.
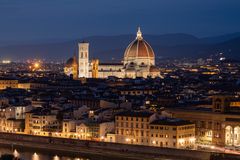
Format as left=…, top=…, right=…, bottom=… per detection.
left=64, top=28, right=160, bottom=79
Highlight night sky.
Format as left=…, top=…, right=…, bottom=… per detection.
left=0, top=0, right=240, bottom=42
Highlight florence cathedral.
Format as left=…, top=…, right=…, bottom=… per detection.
left=64, top=27, right=160, bottom=79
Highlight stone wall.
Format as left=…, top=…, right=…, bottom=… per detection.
left=0, top=132, right=238, bottom=160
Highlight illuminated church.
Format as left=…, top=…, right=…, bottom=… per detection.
left=64, top=27, right=160, bottom=79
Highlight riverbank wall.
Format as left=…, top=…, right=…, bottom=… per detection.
left=0, top=132, right=238, bottom=160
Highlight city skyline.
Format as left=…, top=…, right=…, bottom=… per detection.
left=0, top=1, right=240, bottom=160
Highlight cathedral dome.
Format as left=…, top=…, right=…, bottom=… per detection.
left=65, top=55, right=77, bottom=68
left=124, top=27, right=155, bottom=65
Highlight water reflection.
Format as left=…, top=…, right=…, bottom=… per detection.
left=0, top=146, right=179, bottom=160
left=13, top=149, right=19, bottom=158
left=53, top=155, right=60, bottom=160
left=32, top=152, right=39, bottom=160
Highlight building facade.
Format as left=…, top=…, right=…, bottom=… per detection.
left=25, top=112, right=60, bottom=135
left=149, top=119, right=195, bottom=149
left=115, top=111, right=195, bottom=149
left=166, top=95, right=240, bottom=147
left=0, top=79, right=18, bottom=90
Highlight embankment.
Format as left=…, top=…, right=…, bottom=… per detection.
left=0, top=132, right=238, bottom=160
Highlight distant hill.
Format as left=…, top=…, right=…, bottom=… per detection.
left=0, top=33, right=240, bottom=62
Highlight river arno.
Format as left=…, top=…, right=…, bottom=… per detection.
left=0, top=145, right=180, bottom=160
left=0, top=145, right=90, bottom=160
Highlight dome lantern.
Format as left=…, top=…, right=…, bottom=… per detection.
left=136, top=27, right=143, bottom=40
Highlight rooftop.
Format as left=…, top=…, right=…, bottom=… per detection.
left=116, top=111, right=154, bottom=117
left=151, top=118, right=194, bottom=126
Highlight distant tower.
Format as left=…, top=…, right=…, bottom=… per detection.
left=78, top=42, right=89, bottom=78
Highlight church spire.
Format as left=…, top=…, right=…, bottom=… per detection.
left=136, top=27, right=143, bottom=40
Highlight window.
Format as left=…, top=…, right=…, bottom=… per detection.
left=136, top=130, right=139, bottom=136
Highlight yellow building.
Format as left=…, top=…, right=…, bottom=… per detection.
left=25, top=112, right=60, bottom=135
left=0, top=79, right=18, bottom=90
left=115, top=111, right=195, bottom=148
left=61, top=120, right=78, bottom=138
left=0, top=118, right=24, bottom=133
left=166, top=95, right=240, bottom=147
left=76, top=122, right=100, bottom=140
left=18, top=82, right=48, bottom=90
left=115, top=112, right=158, bottom=146
left=149, top=119, right=195, bottom=149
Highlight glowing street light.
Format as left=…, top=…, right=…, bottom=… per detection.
left=34, top=62, right=40, bottom=68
